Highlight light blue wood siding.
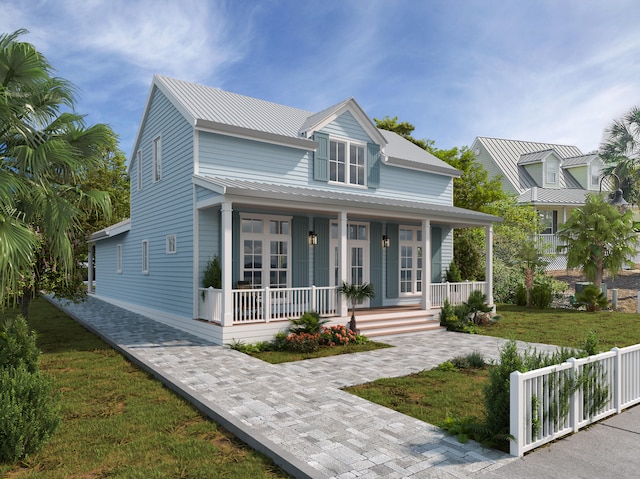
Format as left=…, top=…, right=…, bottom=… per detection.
left=198, top=206, right=220, bottom=287
left=95, top=87, right=195, bottom=318
left=198, top=131, right=453, bottom=205
left=321, top=111, right=371, bottom=142
left=440, top=226, right=453, bottom=278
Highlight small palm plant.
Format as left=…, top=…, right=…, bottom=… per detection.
left=337, top=282, right=375, bottom=332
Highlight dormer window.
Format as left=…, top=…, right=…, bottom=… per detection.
left=591, top=164, right=602, bottom=187
left=546, top=162, right=557, bottom=184
left=330, top=139, right=365, bottom=186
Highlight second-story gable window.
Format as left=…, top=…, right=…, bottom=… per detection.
left=153, top=136, right=162, bottom=182
left=330, top=139, right=365, bottom=186
left=591, top=164, right=602, bottom=187
left=546, top=161, right=558, bottom=184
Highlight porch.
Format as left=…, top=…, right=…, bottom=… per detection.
left=197, top=281, right=489, bottom=336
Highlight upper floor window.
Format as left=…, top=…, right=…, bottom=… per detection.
left=330, top=139, right=365, bottom=186
left=153, top=136, right=162, bottom=182
left=136, top=150, right=142, bottom=191
left=591, top=164, right=602, bottom=187
left=546, top=162, right=558, bottom=184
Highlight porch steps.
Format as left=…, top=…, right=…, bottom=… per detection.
left=349, top=308, right=442, bottom=338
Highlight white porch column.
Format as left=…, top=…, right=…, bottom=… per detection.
left=339, top=211, right=348, bottom=316
left=87, top=244, right=94, bottom=294
left=422, top=219, right=431, bottom=310
left=485, top=224, right=494, bottom=305
left=221, top=202, right=233, bottom=326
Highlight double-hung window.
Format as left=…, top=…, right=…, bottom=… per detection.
left=546, top=161, right=557, bottom=184
left=399, top=227, right=423, bottom=295
left=591, top=164, right=602, bottom=187
left=329, top=138, right=365, bottom=186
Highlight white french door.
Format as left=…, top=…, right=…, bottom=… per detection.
left=330, top=222, right=370, bottom=308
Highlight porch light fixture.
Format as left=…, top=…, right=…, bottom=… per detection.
left=308, top=231, right=318, bottom=246
left=600, top=173, right=629, bottom=210
left=382, top=235, right=390, bottom=248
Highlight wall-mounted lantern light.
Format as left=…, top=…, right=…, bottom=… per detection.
left=382, top=235, right=390, bottom=248
left=308, top=231, right=318, bottom=246
left=600, top=173, right=629, bottom=210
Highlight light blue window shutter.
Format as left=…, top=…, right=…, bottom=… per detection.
left=313, top=132, right=329, bottom=181
left=367, top=142, right=380, bottom=188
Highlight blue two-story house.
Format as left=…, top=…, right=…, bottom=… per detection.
left=88, top=75, right=500, bottom=345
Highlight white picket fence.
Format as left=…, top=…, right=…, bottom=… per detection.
left=510, top=343, right=640, bottom=456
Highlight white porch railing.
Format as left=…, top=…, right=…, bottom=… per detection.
left=198, top=286, right=338, bottom=324
left=430, top=281, right=488, bottom=308
left=536, top=233, right=564, bottom=255
left=199, top=281, right=486, bottom=324
left=510, top=343, right=640, bottom=457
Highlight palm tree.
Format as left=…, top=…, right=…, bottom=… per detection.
left=337, top=282, right=375, bottom=332
left=557, top=193, right=638, bottom=289
left=0, top=29, right=113, bottom=316
left=600, top=106, right=640, bottom=205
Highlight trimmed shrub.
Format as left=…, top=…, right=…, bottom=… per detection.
left=0, top=366, right=61, bottom=463
left=284, top=332, right=321, bottom=353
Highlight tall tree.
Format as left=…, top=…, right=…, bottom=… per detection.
left=600, top=106, right=640, bottom=205
left=0, top=29, right=113, bottom=316
left=557, top=193, right=638, bottom=288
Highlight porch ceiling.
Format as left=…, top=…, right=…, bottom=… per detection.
left=193, top=175, right=501, bottom=227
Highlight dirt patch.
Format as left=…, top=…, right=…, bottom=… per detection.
left=550, top=269, right=640, bottom=313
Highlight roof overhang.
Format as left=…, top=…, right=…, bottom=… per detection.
left=194, top=175, right=501, bottom=227
left=89, top=218, right=131, bottom=242
left=383, top=156, right=462, bottom=178
left=196, top=119, right=317, bottom=151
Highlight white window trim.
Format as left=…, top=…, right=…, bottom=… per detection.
left=591, top=164, right=602, bottom=187
left=136, top=150, right=142, bottom=191
left=328, top=136, right=367, bottom=188
left=116, top=244, right=123, bottom=274
left=166, top=235, right=177, bottom=254
left=545, top=161, right=558, bottom=185
left=239, top=213, right=292, bottom=288
left=142, top=240, right=149, bottom=275
left=152, top=136, right=162, bottom=183
left=399, top=226, right=423, bottom=297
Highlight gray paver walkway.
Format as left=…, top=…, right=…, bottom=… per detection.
left=51, top=296, right=559, bottom=478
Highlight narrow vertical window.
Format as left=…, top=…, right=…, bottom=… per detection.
left=136, top=150, right=142, bottom=191
left=142, top=240, right=149, bottom=274
left=117, top=244, right=123, bottom=273
left=153, top=136, right=162, bottom=182
left=166, top=235, right=177, bottom=254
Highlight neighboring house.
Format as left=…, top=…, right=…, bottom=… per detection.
left=88, top=75, right=500, bottom=345
left=471, top=137, right=607, bottom=269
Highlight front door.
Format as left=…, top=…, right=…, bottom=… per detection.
left=330, top=222, right=370, bottom=308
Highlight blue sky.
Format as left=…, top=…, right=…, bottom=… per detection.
left=2, top=0, right=639, bottom=160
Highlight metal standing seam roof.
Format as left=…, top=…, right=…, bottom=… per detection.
left=517, top=149, right=556, bottom=165
left=152, top=75, right=460, bottom=177
left=518, top=188, right=590, bottom=205
left=194, top=175, right=501, bottom=226
left=476, top=137, right=583, bottom=194
left=562, top=152, right=600, bottom=168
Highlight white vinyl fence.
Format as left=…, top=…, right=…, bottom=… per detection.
left=510, top=343, right=640, bottom=457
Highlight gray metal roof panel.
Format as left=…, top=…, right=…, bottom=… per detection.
left=379, top=129, right=461, bottom=177
left=517, top=149, right=555, bottom=165
left=518, top=188, right=589, bottom=205
left=155, top=75, right=313, bottom=138
left=562, top=152, right=600, bottom=168
left=195, top=175, right=501, bottom=225
left=476, top=137, right=583, bottom=194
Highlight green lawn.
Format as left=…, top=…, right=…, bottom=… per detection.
left=482, top=304, right=640, bottom=350
left=0, top=298, right=289, bottom=479
left=347, top=305, right=640, bottom=438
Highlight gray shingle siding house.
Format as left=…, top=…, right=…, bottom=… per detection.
left=88, top=76, right=500, bottom=345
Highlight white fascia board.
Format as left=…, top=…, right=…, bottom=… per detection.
left=196, top=119, right=317, bottom=151
left=383, top=156, right=462, bottom=178
left=302, top=99, right=387, bottom=146
left=89, top=218, right=131, bottom=242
